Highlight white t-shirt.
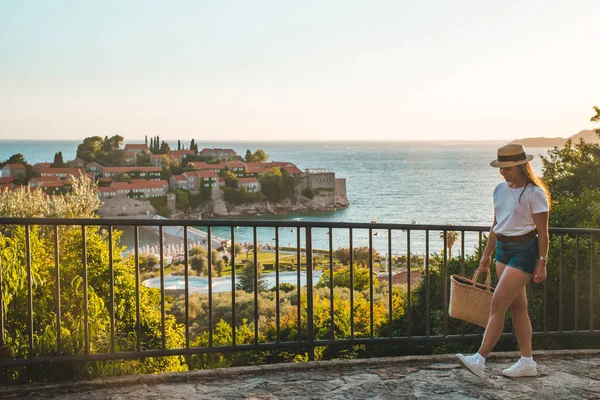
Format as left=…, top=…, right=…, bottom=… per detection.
left=493, top=182, right=549, bottom=236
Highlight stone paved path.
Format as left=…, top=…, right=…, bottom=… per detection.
left=4, top=350, right=600, bottom=399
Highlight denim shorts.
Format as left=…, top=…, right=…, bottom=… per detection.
left=495, top=237, right=538, bottom=275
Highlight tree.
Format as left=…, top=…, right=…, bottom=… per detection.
left=178, top=140, right=181, bottom=151
left=139, top=253, right=159, bottom=273
left=52, top=151, right=65, bottom=168
left=214, top=259, right=224, bottom=277
left=228, top=243, right=243, bottom=259
left=220, top=169, right=239, bottom=188
left=190, top=255, right=207, bottom=275
left=244, top=243, right=260, bottom=260
left=175, top=190, right=190, bottom=210
left=245, top=149, right=254, bottom=162
left=440, top=231, right=459, bottom=258
left=159, top=141, right=171, bottom=155
left=211, top=249, right=220, bottom=266
left=1, top=153, right=27, bottom=167
left=109, top=134, right=124, bottom=150
left=252, top=149, right=268, bottom=162
left=592, top=105, right=600, bottom=136
left=236, top=261, right=268, bottom=292
left=259, top=167, right=295, bottom=203
left=77, top=136, right=104, bottom=162
left=190, top=245, right=207, bottom=257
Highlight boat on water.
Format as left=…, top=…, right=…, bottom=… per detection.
left=370, top=218, right=380, bottom=224
left=292, top=217, right=303, bottom=221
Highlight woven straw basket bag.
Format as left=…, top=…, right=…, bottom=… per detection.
left=449, top=269, right=495, bottom=328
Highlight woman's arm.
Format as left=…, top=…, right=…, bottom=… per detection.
left=479, top=214, right=497, bottom=272
left=533, top=211, right=549, bottom=283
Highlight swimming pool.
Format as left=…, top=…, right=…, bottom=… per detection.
left=142, top=270, right=323, bottom=294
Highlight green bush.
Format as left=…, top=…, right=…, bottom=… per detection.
left=149, top=195, right=168, bottom=209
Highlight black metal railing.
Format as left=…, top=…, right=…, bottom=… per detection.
left=0, top=217, right=598, bottom=368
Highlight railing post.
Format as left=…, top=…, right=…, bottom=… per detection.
left=306, top=227, right=314, bottom=361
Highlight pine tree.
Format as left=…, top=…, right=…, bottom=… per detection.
left=52, top=151, right=64, bottom=167
left=178, top=140, right=181, bottom=151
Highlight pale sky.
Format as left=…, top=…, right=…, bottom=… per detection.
left=0, top=0, right=598, bottom=141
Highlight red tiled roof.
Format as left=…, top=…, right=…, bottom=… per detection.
left=124, top=144, right=148, bottom=150
left=39, top=168, right=85, bottom=176
left=225, top=162, right=246, bottom=168
left=103, top=166, right=161, bottom=173
left=170, top=150, right=195, bottom=157
left=172, top=175, right=187, bottom=181
left=199, top=148, right=237, bottom=154
left=98, top=187, right=116, bottom=193
left=112, top=180, right=168, bottom=190
left=124, top=151, right=137, bottom=157
left=0, top=176, right=15, bottom=184
left=33, top=162, right=51, bottom=169
left=245, top=166, right=273, bottom=173
left=283, top=165, right=303, bottom=175
left=40, top=181, right=71, bottom=188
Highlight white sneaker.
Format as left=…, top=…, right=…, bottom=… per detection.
left=456, top=353, right=488, bottom=378
left=502, top=359, right=538, bottom=377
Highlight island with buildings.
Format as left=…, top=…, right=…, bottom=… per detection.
left=0, top=136, right=349, bottom=219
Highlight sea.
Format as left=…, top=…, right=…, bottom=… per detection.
left=0, top=139, right=550, bottom=256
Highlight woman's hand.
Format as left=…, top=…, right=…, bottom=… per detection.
left=533, top=261, right=547, bottom=284
left=479, top=254, right=492, bottom=272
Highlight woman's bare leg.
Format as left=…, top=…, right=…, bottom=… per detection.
left=495, top=264, right=533, bottom=357
left=477, top=264, right=531, bottom=358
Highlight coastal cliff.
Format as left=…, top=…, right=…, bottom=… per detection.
left=98, top=185, right=350, bottom=219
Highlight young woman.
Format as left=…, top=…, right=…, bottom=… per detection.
left=457, top=143, right=550, bottom=378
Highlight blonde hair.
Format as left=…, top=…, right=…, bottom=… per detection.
left=518, top=163, right=551, bottom=210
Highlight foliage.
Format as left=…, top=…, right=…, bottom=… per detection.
left=222, top=187, right=266, bottom=204
left=316, top=264, right=378, bottom=292
left=220, top=169, right=239, bottom=188
left=332, top=246, right=380, bottom=266
left=0, top=180, right=185, bottom=384
left=440, top=231, right=460, bottom=258
left=149, top=196, right=168, bottom=209
left=52, top=152, right=65, bottom=167
left=302, top=188, right=313, bottom=199
left=259, top=168, right=295, bottom=203
left=76, top=136, right=104, bottom=162
left=175, top=190, right=190, bottom=210
left=190, top=255, right=207, bottom=275
left=236, top=261, right=269, bottom=292
left=139, top=254, right=159, bottom=273
left=244, top=149, right=268, bottom=163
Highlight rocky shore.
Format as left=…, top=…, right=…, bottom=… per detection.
left=98, top=190, right=349, bottom=220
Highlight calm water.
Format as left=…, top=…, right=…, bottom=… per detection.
left=0, top=139, right=549, bottom=254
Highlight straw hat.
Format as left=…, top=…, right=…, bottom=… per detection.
left=490, top=144, right=534, bottom=168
